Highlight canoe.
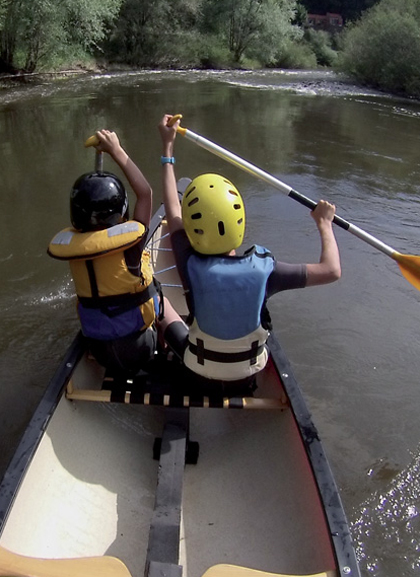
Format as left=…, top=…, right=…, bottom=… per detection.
left=0, top=192, right=361, bottom=577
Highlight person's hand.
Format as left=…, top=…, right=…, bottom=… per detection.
left=158, top=114, right=179, bottom=155
left=310, top=199, right=336, bottom=227
left=94, top=129, right=122, bottom=157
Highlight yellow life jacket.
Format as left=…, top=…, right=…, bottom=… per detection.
left=48, top=221, right=160, bottom=340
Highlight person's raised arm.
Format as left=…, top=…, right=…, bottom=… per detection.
left=158, top=115, right=184, bottom=235
left=94, top=129, right=152, bottom=227
left=306, top=200, right=341, bottom=286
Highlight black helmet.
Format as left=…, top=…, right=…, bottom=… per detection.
left=70, top=171, right=129, bottom=232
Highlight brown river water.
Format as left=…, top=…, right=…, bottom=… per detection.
left=1, top=69, right=420, bottom=576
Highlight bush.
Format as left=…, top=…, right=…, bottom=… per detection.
left=304, top=29, right=338, bottom=67
left=275, top=39, right=318, bottom=69
left=195, top=36, right=235, bottom=69
left=337, top=0, right=420, bottom=97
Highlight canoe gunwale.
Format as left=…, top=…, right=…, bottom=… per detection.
left=267, top=335, right=360, bottom=577
left=0, top=330, right=86, bottom=534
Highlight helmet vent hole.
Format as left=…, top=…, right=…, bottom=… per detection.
left=188, top=197, right=199, bottom=207
left=237, top=218, right=243, bottom=225
left=218, top=221, right=225, bottom=236
left=191, top=212, right=202, bottom=220
left=185, top=186, right=196, bottom=199
left=233, top=204, right=241, bottom=210
left=194, top=229, right=204, bottom=235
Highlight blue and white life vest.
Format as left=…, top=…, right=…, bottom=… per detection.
left=184, top=245, right=275, bottom=380
left=48, top=221, right=160, bottom=340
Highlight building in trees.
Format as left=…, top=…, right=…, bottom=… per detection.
left=306, top=12, right=343, bottom=31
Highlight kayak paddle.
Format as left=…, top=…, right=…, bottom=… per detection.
left=168, top=115, right=420, bottom=292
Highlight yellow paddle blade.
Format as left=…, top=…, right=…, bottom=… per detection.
left=392, top=252, right=420, bottom=291
left=84, top=134, right=99, bottom=148
left=168, top=113, right=183, bottom=126
left=0, top=545, right=133, bottom=577
left=201, top=564, right=335, bottom=577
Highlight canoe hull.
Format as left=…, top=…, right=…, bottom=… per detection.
left=0, top=202, right=360, bottom=577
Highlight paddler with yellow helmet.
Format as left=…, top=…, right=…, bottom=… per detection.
left=158, top=114, right=341, bottom=393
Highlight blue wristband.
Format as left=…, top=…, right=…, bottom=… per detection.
left=161, top=156, right=175, bottom=165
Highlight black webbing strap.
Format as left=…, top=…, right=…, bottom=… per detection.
left=250, top=340, right=259, bottom=365
left=78, top=280, right=158, bottom=317
left=85, top=260, right=100, bottom=300
left=188, top=340, right=264, bottom=364
left=196, top=338, right=205, bottom=365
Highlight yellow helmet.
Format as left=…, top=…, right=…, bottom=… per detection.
left=182, top=174, right=245, bottom=255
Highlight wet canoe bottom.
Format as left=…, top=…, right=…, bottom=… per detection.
left=0, top=354, right=334, bottom=577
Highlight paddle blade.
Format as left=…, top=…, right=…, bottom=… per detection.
left=201, top=564, right=335, bottom=577
left=84, top=134, right=99, bottom=148
left=392, top=253, right=420, bottom=290
left=0, top=545, right=133, bottom=577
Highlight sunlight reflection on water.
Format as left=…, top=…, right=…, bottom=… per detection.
left=352, top=445, right=420, bottom=576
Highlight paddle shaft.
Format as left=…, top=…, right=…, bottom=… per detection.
left=84, top=134, right=103, bottom=172
left=177, top=127, right=396, bottom=259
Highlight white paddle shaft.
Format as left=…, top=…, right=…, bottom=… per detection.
left=181, top=128, right=397, bottom=259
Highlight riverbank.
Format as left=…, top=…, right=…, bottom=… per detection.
left=1, top=66, right=416, bottom=106
left=0, top=66, right=102, bottom=88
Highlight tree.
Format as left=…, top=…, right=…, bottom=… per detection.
left=200, top=0, right=301, bottom=64
left=106, top=0, right=200, bottom=67
left=0, top=0, right=123, bottom=72
left=338, top=0, right=420, bottom=97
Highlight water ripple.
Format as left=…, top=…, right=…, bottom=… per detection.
left=352, top=446, right=420, bottom=575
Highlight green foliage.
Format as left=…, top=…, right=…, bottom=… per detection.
left=65, top=0, right=123, bottom=51
left=105, top=0, right=200, bottom=67
left=187, top=33, right=235, bottom=69
left=304, top=28, right=337, bottom=66
left=274, top=37, right=317, bottom=68
left=199, top=0, right=302, bottom=64
left=337, top=0, right=420, bottom=97
left=5, top=0, right=411, bottom=83
left=0, top=0, right=7, bottom=30
left=292, top=2, right=308, bottom=26
left=0, top=0, right=123, bottom=72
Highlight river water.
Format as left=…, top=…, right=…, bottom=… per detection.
left=1, top=69, right=420, bottom=576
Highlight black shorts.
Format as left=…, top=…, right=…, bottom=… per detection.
left=163, top=320, right=189, bottom=362
left=87, top=326, right=158, bottom=376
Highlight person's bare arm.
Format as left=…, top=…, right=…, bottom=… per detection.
left=306, top=200, right=341, bottom=286
left=94, top=129, right=152, bottom=227
left=157, top=115, right=184, bottom=234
